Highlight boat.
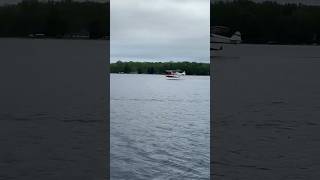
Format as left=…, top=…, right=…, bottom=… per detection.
left=165, top=70, right=186, bottom=80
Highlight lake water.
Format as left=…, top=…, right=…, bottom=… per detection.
left=110, top=74, right=210, bottom=179
left=213, top=44, right=320, bottom=179
left=0, top=39, right=108, bottom=180
left=5, top=39, right=319, bottom=179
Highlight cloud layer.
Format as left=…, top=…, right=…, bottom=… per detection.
left=111, top=0, right=210, bottom=62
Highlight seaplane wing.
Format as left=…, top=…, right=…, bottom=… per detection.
left=211, top=26, right=242, bottom=51
left=211, top=32, right=241, bottom=44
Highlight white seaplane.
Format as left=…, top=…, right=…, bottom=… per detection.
left=211, top=26, right=242, bottom=51
left=165, top=70, right=186, bottom=80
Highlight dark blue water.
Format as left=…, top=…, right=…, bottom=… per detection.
left=212, top=44, right=320, bottom=179
left=0, top=39, right=108, bottom=180
left=111, top=74, right=210, bottom=179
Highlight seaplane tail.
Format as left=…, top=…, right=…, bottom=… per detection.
left=230, top=31, right=242, bottom=44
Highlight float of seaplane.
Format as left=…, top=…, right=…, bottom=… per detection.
left=211, top=26, right=242, bottom=51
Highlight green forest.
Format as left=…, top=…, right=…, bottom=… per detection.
left=2, top=0, right=319, bottom=44
left=110, top=61, right=210, bottom=76
left=212, top=0, right=320, bottom=44
left=0, top=0, right=108, bottom=39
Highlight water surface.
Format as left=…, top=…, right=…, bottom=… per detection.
left=111, top=74, right=210, bottom=179
left=0, top=38, right=108, bottom=180
left=212, top=44, right=320, bottom=179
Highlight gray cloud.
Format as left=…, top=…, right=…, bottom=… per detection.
left=111, top=0, right=210, bottom=62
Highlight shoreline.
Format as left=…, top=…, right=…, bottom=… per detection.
left=110, top=61, right=210, bottom=76
left=239, top=43, right=320, bottom=46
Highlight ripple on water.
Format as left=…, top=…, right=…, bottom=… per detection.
left=111, top=74, right=210, bottom=179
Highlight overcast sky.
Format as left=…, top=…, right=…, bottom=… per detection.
left=110, top=0, right=210, bottom=63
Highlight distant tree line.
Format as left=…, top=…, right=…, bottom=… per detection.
left=110, top=61, right=210, bottom=75
left=212, top=0, right=320, bottom=44
left=0, top=0, right=109, bottom=39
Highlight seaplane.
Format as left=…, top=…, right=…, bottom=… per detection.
left=211, top=26, right=242, bottom=51
left=165, top=70, right=186, bottom=80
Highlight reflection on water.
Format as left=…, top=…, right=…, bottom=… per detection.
left=111, top=74, right=210, bottom=179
